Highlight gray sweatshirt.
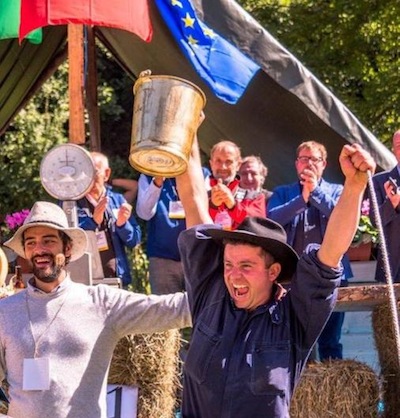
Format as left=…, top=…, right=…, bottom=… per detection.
left=0, top=276, right=191, bottom=418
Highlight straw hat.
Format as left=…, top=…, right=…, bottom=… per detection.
left=4, top=201, right=88, bottom=262
left=204, top=217, right=299, bottom=281
left=0, top=247, right=8, bottom=287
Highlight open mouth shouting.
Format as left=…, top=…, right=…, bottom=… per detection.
left=233, top=284, right=249, bottom=299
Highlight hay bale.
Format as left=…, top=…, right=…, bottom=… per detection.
left=108, top=329, right=181, bottom=418
left=290, top=360, right=380, bottom=418
left=372, top=302, right=400, bottom=418
left=0, top=400, right=7, bottom=415
left=0, top=381, right=9, bottom=415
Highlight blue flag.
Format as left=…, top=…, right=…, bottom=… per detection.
left=155, top=0, right=260, bottom=104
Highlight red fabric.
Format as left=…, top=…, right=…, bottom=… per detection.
left=209, top=177, right=268, bottom=229
left=240, top=193, right=266, bottom=218
left=208, top=177, right=247, bottom=230
left=19, top=0, right=153, bottom=42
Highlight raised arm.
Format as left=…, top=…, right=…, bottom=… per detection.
left=318, top=144, right=376, bottom=267
left=175, top=134, right=212, bottom=228
left=136, top=174, right=162, bottom=221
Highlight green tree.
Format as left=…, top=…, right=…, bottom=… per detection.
left=96, top=44, right=136, bottom=160
left=238, top=0, right=400, bottom=146
left=0, top=63, right=69, bottom=215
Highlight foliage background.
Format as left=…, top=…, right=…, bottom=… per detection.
left=237, top=0, right=400, bottom=147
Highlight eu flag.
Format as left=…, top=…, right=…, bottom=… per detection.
left=155, top=0, right=260, bottom=104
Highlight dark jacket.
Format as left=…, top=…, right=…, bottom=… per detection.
left=267, top=178, right=352, bottom=279
left=371, top=166, right=400, bottom=282
left=178, top=225, right=342, bottom=418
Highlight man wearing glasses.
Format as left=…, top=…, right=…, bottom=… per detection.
left=267, top=141, right=353, bottom=361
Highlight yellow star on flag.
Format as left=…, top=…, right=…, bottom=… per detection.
left=171, top=0, right=183, bottom=7
left=187, top=35, right=198, bottom=45
left=182, top=12, right=195, bottom=28
left=203, top=27, right=216, bottom=38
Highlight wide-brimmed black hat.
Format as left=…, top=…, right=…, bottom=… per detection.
left=204, top=217, right=299, bottom=282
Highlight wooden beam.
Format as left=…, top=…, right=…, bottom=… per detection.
left=336, top=283, right=400, bottom=311
left=68, top=24, right=85, bottom=144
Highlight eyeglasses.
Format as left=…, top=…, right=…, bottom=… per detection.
left=296, top=156, right=324, bottom=164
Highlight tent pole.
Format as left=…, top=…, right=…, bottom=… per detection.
left=68, top=24, right=85, bottom=145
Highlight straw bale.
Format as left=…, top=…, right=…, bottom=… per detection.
left=290, top=360, right=379, bottom=418
left=108, top=329, right=181, bottom=418
left=0, top=381, right=9, bottom=415
left=372, top=302, right=400, bottom=418
left=0, top=402, right=7, bottom=416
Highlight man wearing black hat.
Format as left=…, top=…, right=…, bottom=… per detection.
left=175, top=138, right=375, bottom=418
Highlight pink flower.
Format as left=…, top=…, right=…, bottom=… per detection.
left=361, top=199, right=370, bottom=216
left=5, top=209, right=30, bottom=230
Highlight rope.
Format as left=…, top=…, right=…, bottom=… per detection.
left=367, top=170, right=400, bottom=370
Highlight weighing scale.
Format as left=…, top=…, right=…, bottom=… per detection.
left=40, top=143, right=96, bottom=227
left=39, top=144, right=119, bottom=284
left=39, top=144, right=108, bottom=284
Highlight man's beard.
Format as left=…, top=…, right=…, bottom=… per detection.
left=31, top=253, right=65, bottom=283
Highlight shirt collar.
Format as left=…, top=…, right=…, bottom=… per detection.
left=27, top=273, right=72, bottom=296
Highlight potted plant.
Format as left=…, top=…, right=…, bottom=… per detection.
left=348, top=199, right=379, bottom=261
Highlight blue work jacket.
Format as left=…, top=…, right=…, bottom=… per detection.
left=268, top=179, right=352, bottom=280
left=75, top=186, right=141, bottom=286
left=178, top=225, right=342, bottom=418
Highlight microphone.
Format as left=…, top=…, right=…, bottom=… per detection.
left=55, top=253, right=66, bottom=268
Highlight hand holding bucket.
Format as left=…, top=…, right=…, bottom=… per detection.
left=129, top=70, right=206, bottom=177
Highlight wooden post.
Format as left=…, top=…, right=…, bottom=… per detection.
left=68, top=24, right=85, bottom=144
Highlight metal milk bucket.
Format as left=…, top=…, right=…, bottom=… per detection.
left=129, top=71, right=206, bottom=177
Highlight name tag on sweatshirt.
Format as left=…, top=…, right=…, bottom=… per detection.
left=23, top=358, right=50, bottom=391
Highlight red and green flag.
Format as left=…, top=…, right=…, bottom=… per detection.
left=19, top=0, right=153, bottom=43
left=0, top=0, right=42, bottom=43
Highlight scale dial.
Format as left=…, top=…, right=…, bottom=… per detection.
left=40, top=144, right=96, bottom=200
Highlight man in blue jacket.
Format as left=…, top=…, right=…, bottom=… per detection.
left=175, top=136, right=375, bottom=418
left=75, top=152, right=141, bottom=287
left=136, top=169, right=209, bottom=294
left=372, top=130, right=400, bottom=282
left=268, top=141, right=352, bottom=361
